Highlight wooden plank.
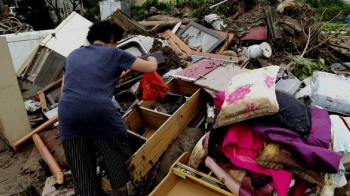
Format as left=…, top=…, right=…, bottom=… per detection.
left=149, top=153, right=190, bottom=196
left=39, top=92, right=48, bottom=111
left=139, top=79, right=199, bottom=109
left=127, top=130, right=148, bottom=142
left=194, top=65, right=250, bottom=92
left=123, top=109, right=143, bottom=132
left=37, top=78, right=63, bottom=94
left=126, top=89, right=204, bottom=183
left=214, top=31, right=235, bottom=54
left=139, top=100, right=157, bottom=109
left=140, top=108, right=170, bottom=129
left=191, top=51, right=249, bottom=68
left=160, top=30, right=192, bottom=57
left=166, top=79, right=178, bottom=93
left=174, top=79, right=200, bottom=95
left=142, top=128, right=156, bottom=139
left=166, top=178, right=223, bottom=196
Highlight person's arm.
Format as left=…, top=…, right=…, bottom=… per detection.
left=117, top=49, right=158, bottom=74
left=129, top=56, right=158, bottom=73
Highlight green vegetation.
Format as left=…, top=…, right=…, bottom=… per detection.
left=287, top=55, right=327, bottom=80
left=130, top=0, right=213, bottom=21
left=301, top=0, right=350, bottom=21
left=131, top=0, right=173, bottom=21
left=322, top=22, right=350, bottom=33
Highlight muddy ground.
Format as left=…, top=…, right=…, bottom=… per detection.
left=0, top=145, right=33, bottom=196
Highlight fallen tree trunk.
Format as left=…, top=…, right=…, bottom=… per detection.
left=138, top=18, right=199, bottom=27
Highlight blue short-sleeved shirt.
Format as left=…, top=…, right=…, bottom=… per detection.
left=58, top=44, right=137, bottom=140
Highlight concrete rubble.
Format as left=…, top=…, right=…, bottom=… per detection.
left=1, top=0, right=350, bottom=195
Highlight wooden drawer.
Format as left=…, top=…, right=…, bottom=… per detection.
left=123, top=79, right=205, bottom=183
left=150, top=153, right=233, bottom=196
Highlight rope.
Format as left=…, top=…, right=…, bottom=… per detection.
left=0, top=16, right=33, bottom=34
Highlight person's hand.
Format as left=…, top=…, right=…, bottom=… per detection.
left=147, top=56, right=157, bottom=64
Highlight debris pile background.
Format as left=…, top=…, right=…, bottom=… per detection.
left=0, top=15, right=33, bottom=34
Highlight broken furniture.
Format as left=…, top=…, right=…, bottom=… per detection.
left=265, top=6, right=282, bottom=40
left=160, top=30, right=193, bottom=58
left=193, top=64, right=250, bottom=92
left=109, top=9, right=147, bottom=33
left=3, top=29, right=54, bottom=76
left=123, top=79, right=208, bottom=183
left=191, top=51, right=249, bottom=67
left=173, top=59, right=224, bottom=82
left=37, top=78, right=63, bottom=111
left=171, top=57, right=250, bottom=94
left=178, top=24, right=235, bottom=55
left=177, top=21, right=226, bottom=53
left=150, top=152, right=233, bottom=196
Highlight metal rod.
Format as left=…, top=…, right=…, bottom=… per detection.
left=209, top=0, right=229, bottom=9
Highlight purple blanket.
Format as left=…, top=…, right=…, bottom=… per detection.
left=253, top=106, right=341, bottom=173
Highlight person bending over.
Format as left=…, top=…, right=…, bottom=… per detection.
left=58, top=19, right=157, bottom=195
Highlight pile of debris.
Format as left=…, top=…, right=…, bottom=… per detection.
left=0, top=15, right=33, bottom=35
left=2, top=0, right=350, bottom=195
left=138, top=0, right=350, bottom=80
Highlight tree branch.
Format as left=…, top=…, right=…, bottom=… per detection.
left=301, top=26, right=311, bottom=57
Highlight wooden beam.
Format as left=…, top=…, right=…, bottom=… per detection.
left=160, top=30, right=192, bottom=57
left=215, top=31, right=235, bottom=54
left=37, top=78, right=63, bottom=94
left=39, top=92, right=48, bottom=111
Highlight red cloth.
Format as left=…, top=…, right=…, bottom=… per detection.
left=221, top=123, right=292, bottom=196
left=290, top=177, right=310, bottom=196
left=136, top=72, right=168, bottom=101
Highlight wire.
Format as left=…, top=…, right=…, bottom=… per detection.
left=0, top=16, right=33, bottom=34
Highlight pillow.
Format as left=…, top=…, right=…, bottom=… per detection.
left=265, top=91, right=311, bottom=138
left=188, top=132, right=210, bottom=169
left=213, top=66, right=280, bottom=129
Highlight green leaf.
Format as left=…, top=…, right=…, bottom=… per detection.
left=302, top=64, right=312, bottom=74
left=319, top=58, right=325, bottom=66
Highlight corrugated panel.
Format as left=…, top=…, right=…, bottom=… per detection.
left=194, top=64, right=250, bottom=92
left=138, top=35, right=155, bottom=52
left=34, top=51, right=65, bottom=88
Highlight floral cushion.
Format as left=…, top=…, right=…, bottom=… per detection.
left=213, top=66, right=280, bottom=129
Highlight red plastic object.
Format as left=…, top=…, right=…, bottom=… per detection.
left=241, top=26, right=268, bottom=41
left=136, top=72, right=168, bottom=101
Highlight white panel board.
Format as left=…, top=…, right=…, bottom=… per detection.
left=0, top=36, right=31, bottom=145
left=41, top=12, right=92, bottom=57
left=4, top=30, right=54, bottom=74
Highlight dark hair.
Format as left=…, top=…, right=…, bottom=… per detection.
left=86, top=20, right=124, bottom=44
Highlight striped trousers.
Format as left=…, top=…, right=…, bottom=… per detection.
left=62, top=132, right=132, bottom=196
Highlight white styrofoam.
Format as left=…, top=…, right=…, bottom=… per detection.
left=2, top=30, right=54, bottom=74
left=41, top=171, right=75, bottom=196
left=41, top=12, right=92, bottom=57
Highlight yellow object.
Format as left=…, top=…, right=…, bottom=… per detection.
left=3, top=5, right=9, bottom=15
left=276, top=2, right=296, bottom=13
